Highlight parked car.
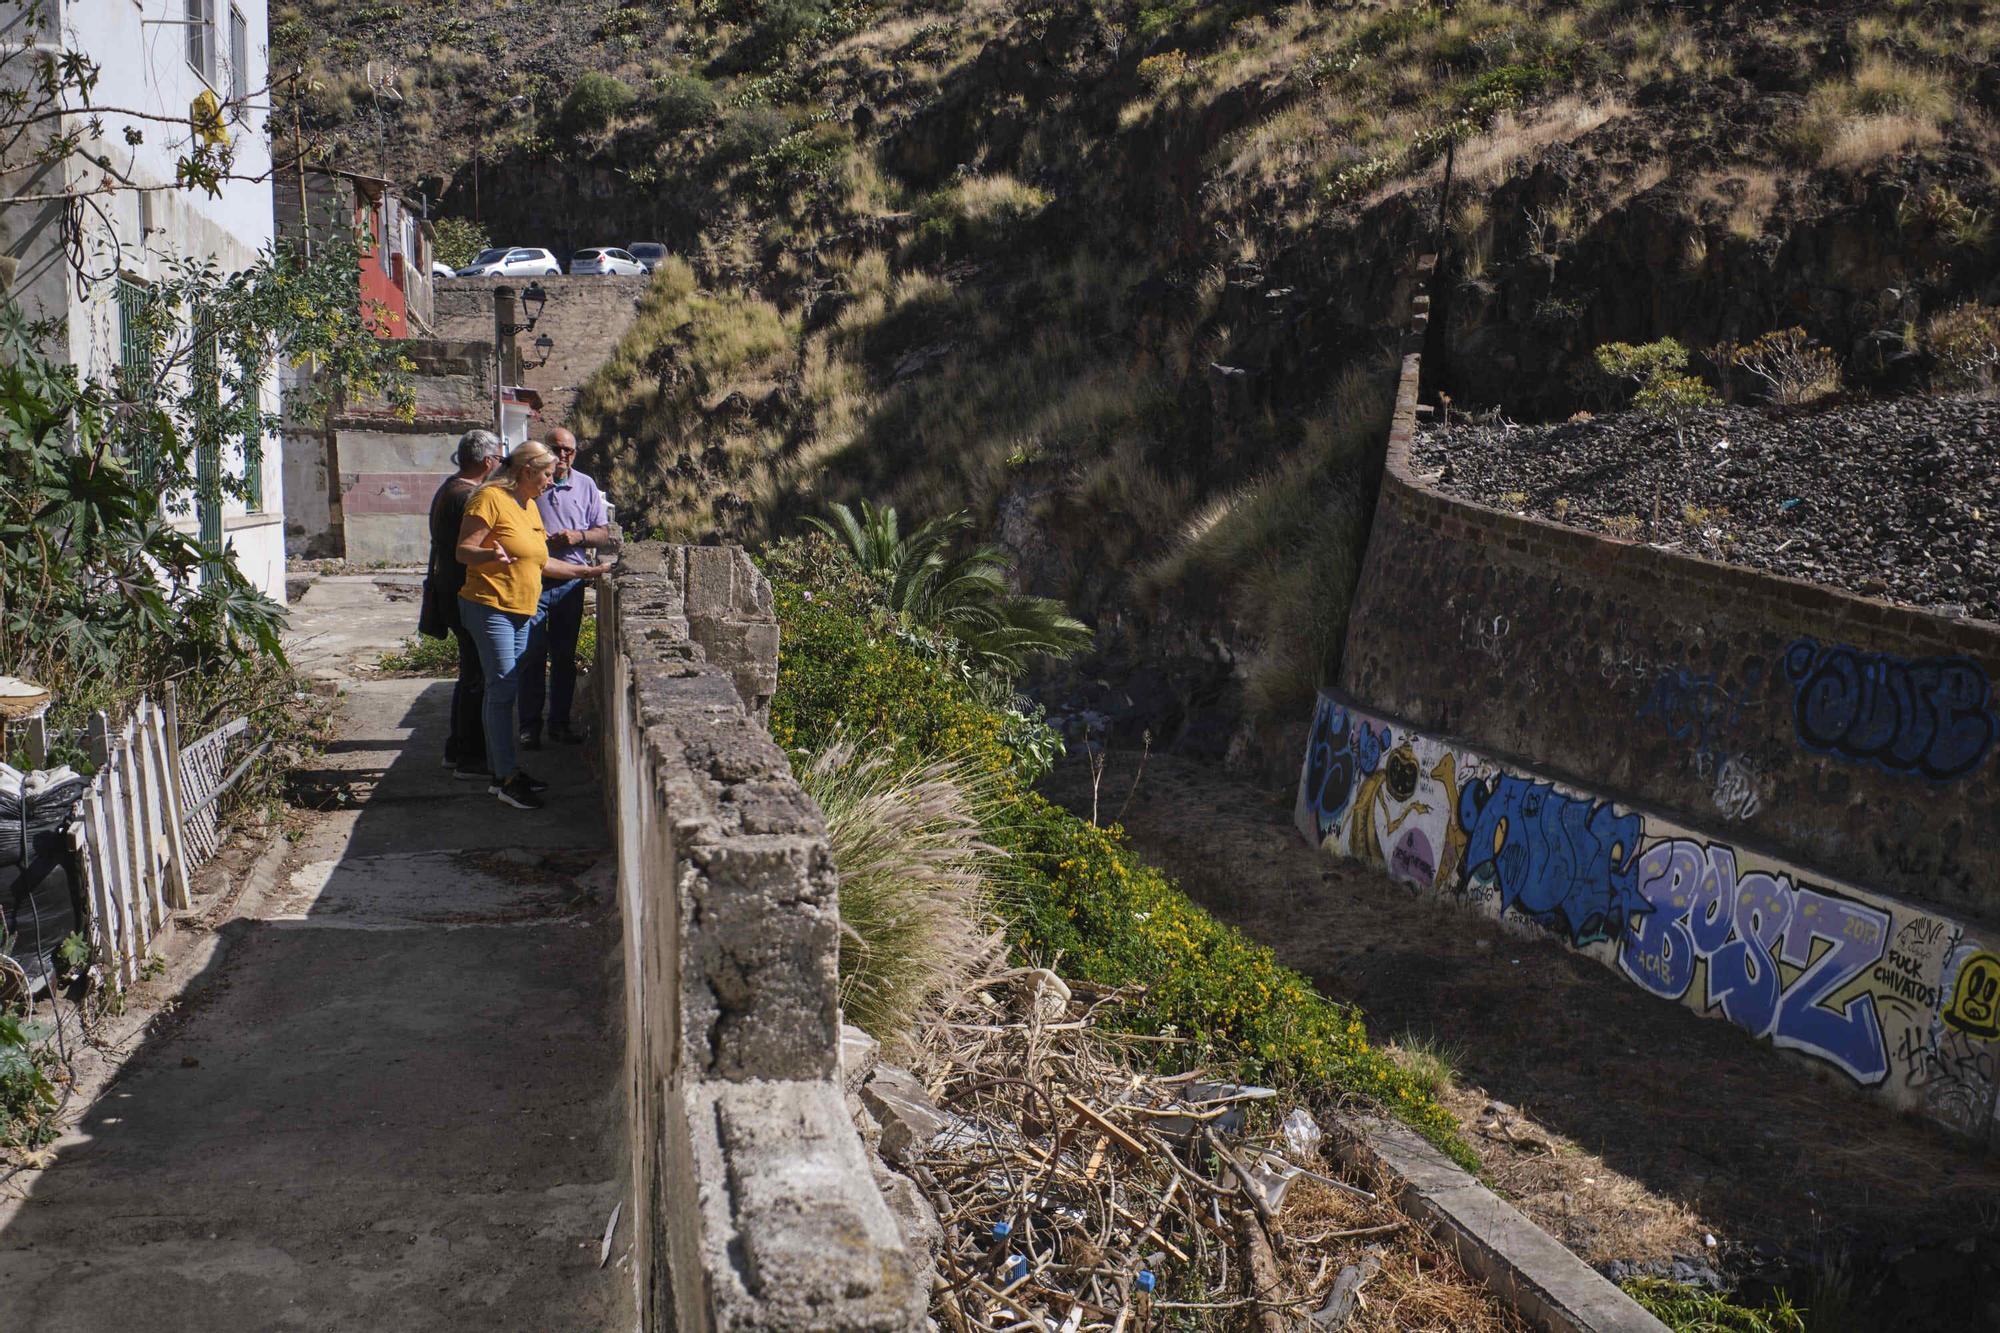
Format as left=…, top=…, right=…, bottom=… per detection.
left=456, top=247, right=562, bottom=277
left=626, top=242, right=669, bottom=273
left=430, top=260, right=456, bottom=279
left=569, top=247, right=646, bottom=276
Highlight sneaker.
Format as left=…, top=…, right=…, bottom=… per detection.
left=491, top=774, right=545, bottom=810
left=548, top=723, right=586, bottom=745
left=441, top=751, right=457, bottom=769
left=519, top=727, right=543, bottom=751
left=517, top=771, right=550, bottom=793
left=454, top=761, right=493, bottom=782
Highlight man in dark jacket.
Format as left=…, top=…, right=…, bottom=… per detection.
left=428, top=430, right=502, bottom=777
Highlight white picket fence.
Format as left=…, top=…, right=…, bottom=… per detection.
left=9, top=684, right=258, bottom=993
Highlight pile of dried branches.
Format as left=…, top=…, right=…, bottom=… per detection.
left=896, top=969, right=1527, bottom=1332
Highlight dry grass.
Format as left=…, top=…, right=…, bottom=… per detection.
left=1696, top=169, right=1781, bottom=239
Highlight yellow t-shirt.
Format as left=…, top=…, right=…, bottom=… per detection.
left=458, top=486, right=548, bottom=617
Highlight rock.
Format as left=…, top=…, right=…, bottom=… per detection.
left=861, top=1064, right=950, bottom=1165
left=871, top=1160, right=943, bottom=1299
left=841, top=1023, right=880, bottom=1096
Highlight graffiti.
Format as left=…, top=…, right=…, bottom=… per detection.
left=1300, top=698, right=1389, bottom=843
left=1296, top=689, right=2000, bottom=1140
left=1711, top=756, right=1762, bottom=821
left=1640, top=662, right=1764, bottom=780
left=1782, top=638, right=1997, bottom=781
left=1943, top=950, right=2000, bottom=1042
left=1620, top=838, right=1891, bottom=1083
left=1457, top=776, right=1650, bottom=947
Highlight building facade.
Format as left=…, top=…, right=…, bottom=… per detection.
left=1, top=0, right=284, bottom=600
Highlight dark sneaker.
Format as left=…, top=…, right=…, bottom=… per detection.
left=491, top=774, right=545, bottom=810
left=519, top=727, right=543, bottom=751
left=453, top=761, right=493, bottom=782
left=441, top=751, right=457, bottom=769
left=517, top=771, right=550, bottom=793
left=548, top=723, right=586, bottom=745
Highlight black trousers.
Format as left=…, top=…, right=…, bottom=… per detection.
left=446, top=624, right=486, bottom=764
left=521, top=578, right=585, bottom=734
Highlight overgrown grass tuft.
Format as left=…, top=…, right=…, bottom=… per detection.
left=799, top=740, right=1006, bottom=1043
left=1620, top=1279, right=1807, bottom=1333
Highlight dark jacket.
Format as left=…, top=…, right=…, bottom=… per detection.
left=428, top=475, right=480, bottom=632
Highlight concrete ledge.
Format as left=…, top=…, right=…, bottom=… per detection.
left=1338, top=1116, right=1669, bottom=1333
left=601, top=543, right=924, bottom=1333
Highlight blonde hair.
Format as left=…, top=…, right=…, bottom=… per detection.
left=477, top=439, right=558, bottom=495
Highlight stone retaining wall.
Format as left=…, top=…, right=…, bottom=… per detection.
left=1305, top=259, right=2000, bottom=1146
left=597, top=543, right=924, bottom=1332
left=1342, top=263, right=2000, bottom=922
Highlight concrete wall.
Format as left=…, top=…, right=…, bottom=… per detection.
left=1304, top=259, right=2000, bottom=1146
left=1297, top=689, right=2000, bottom=1145
left=285, top=338, right=494, bottom=561
left=597, top=543, right=924, bottom=1333
left=1341, top=266, right=2000, bottom=924
left=434, top=275, right=650, bottom=430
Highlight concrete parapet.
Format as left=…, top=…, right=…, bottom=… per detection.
left=599, top=542, right=924, bottom=1332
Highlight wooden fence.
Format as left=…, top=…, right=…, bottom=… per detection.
left=7, top=684, right=257, bottom=993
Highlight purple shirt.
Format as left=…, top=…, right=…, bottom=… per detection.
left=535, top=465, right=609, bottom=564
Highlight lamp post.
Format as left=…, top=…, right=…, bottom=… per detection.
left=491, top=281, right=548, bottom=441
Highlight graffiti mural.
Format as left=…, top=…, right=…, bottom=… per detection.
left=1457, top=776, right=1649, bottom=947
left=1296, top=688, right=2000, bottom=1143
left=1781, top=638, right=1997, bottom=781
left=1619, top=839, right=1890, bottom=1083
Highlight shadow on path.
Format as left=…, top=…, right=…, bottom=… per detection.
left=0, top=678, right=629, bottom=1333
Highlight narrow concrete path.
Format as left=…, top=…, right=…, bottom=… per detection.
left=0, top=582, right=631, bottom=1331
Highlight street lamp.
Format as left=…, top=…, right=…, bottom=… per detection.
left=492, top=282, right=550, bottom=439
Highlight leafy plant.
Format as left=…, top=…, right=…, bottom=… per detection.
left=429, top=216, right=489, bottom=270
left=1596, top=339, right=1720, bottom=421
left=806, top=502, right=1092, bottom=679
left=0, top=1009, right=57, bottom=1148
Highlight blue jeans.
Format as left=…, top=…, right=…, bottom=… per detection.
left=521, top=577, right=585, bottom=734
left=459, top=596, right=533, bottom=780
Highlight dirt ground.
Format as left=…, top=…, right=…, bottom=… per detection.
left=1043, top=750, right=2000, bottom=1307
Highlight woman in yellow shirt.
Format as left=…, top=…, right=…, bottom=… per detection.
left=456, top=441, right=612, bottom=809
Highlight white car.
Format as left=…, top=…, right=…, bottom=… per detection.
left=430, top=260, right=455, bottom=279
left=456, top=247, right=562, bottom=277
left=569, top=247, right=646, bottom=276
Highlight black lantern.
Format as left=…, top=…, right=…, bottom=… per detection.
left=520, top=281, right=547, bottom=330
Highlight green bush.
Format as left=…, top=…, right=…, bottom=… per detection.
left=378, top=612, right=597, bottom=677
left=767, top=557, right=1475, bottom=1167
left=562, top=71, right=636, bottom=133
left=430, top=217, right=489, bottom=271
left=651, top=70, right=719, bottom=132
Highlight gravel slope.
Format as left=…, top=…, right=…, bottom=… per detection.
left=1412, top=396, right=2000, bottom=623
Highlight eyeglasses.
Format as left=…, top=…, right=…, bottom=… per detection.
left=554, top=447, right=577, bottom=457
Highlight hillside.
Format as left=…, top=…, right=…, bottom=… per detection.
left=282, top=0, right=2000, bottom=766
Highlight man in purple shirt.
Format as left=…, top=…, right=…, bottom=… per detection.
left=520, top=426, right=612, bottom=747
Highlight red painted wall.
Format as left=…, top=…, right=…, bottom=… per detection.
left=357, top=202, right=408, bottom=338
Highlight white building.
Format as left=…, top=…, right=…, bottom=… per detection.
left=1, top=0, right=284, bottom=602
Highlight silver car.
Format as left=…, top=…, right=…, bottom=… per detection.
left=569, top=247, right=647, bottom=276
left=456, top=247, right=563, bottom=277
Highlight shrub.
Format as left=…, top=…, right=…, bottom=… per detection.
left=429, top=217, right=488, bottom=271
left=651, top=69, right=718, bottom=132
left=800, top=741, right=1004, bottom=1043
left=715, top=103, right=792, bottom=160
left=1708, top=328, right=1842, bottom=406
left=1924, top=302, right=2000, bottom=393
left=561, top=71, right=636, bottom=134
left=0, top=1010, right=57, bottom=1149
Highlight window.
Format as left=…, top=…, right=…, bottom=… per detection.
left=228, top=7, right=247, bottom=105
left=185, top=0, right=215, bottom=82
left=115, top=277, right=151, bottom=401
